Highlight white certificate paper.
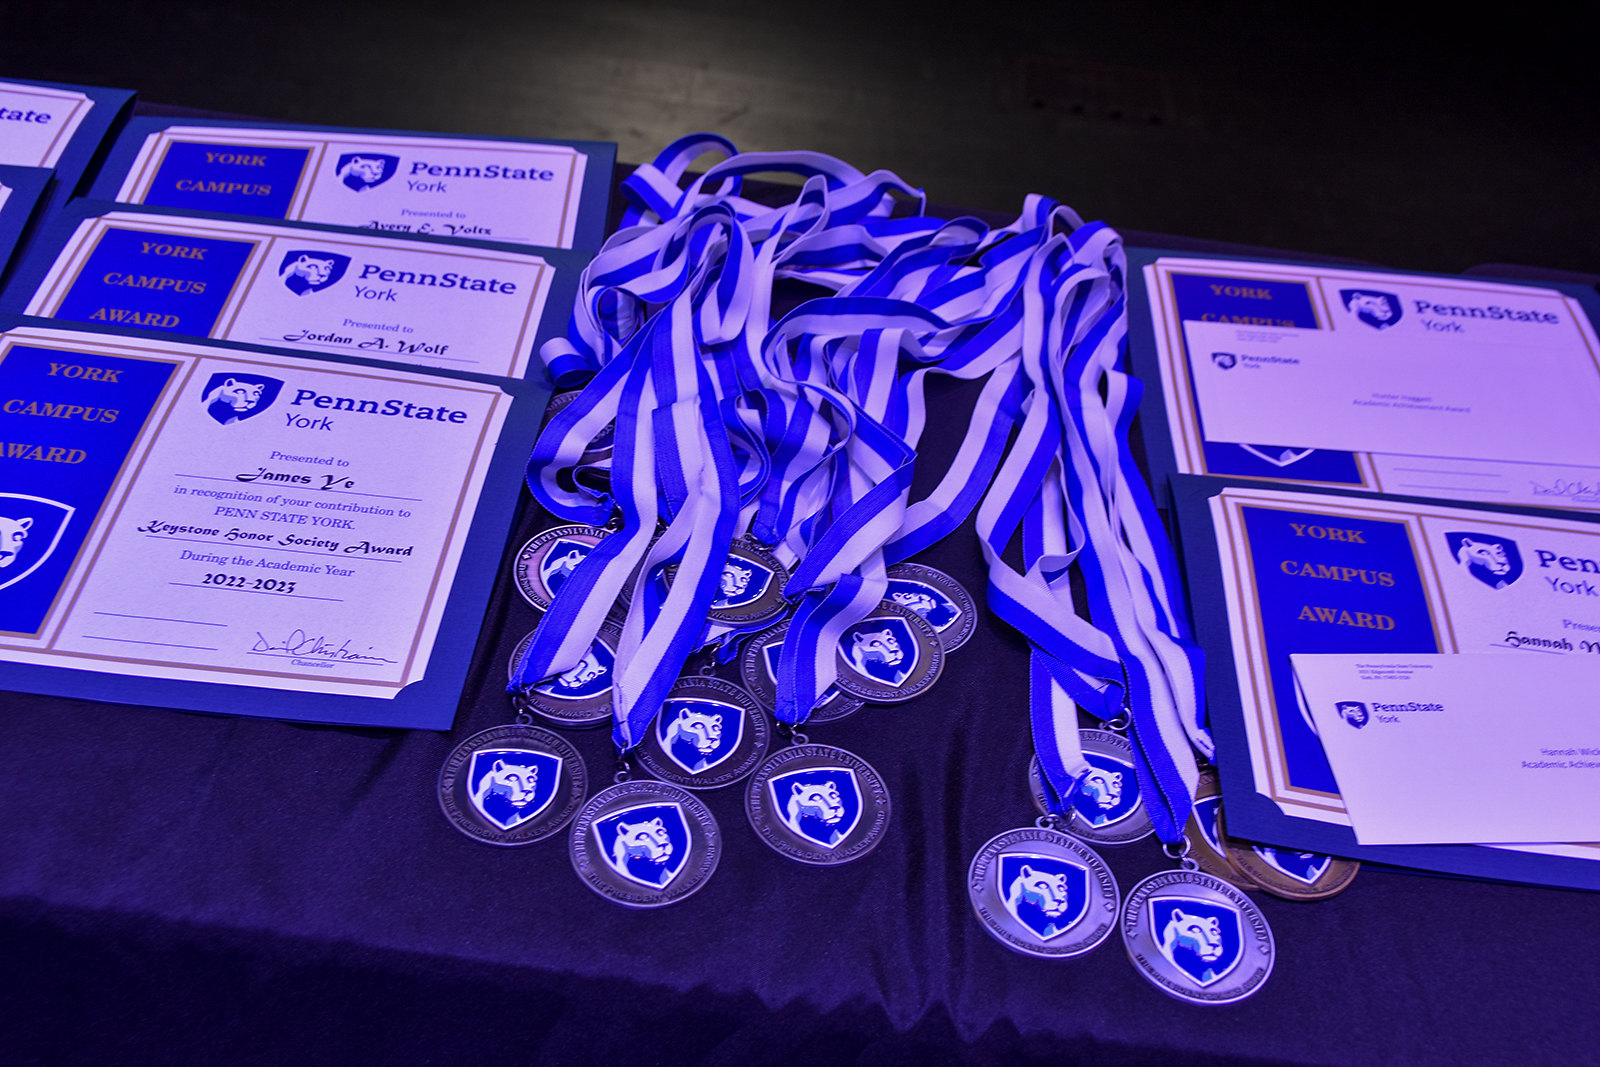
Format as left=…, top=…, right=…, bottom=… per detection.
left=0, top=324, right=516, bottom=721
left=0, top=80, right=93, bottom=168
left=1293, top=653, right=1600, bottom=845
left=19, top=212, right=559, bottom=379
left=1141, top=257, right=1600, bottom=509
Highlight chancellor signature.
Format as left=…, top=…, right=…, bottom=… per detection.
left=251, top=628, right=395, bottom=664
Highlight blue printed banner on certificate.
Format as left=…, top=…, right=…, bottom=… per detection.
left=15, top=211, right=559, bottom=379
left=1293, top=653, right=1600, bottom=845
left=1136, top=256, right=1600, bottom=510
left=0, top=323, right=513, bottom=718
left=106, top=125, right=594, bottom=248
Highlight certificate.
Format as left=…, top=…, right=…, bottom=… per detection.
left=1292, top=652, right=1600, bottom=845
left=93, top=118, right=615, bottom=250
left=0, top=79, right=95, bottom=168
left=1132, top=254, right=1600, bottom=511
left=0, top=322, right=539, bottom=729
left=1173, top=476, right=1600, bottom=889
left=7, top=207, right=578, bottom=379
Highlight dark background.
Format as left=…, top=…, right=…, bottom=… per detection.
left=2, top=0, right=1594, bottom=273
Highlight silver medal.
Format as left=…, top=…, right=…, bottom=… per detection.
left=437, top=724, right=588, bottom=846
left=884, top=562, right=977, bottom=652
left=514, top=624, right=622, bottom=728
left=569, top=779, right=720, bottom=908
left=968, top=826, right=1120, bottom=958
left=1121, top=868, right=1276, bottom=1005
left=667, top=538, right=790, bottom=626
left=739, top=618, right=864, bottom=724
left=1028, top=731, right=1156, bottom=845
left=636, top=676, right=770, bottom=790
left=831, top=600, right=944, bottom=704
left=542, top=389, right=614, bottom=463
left=512, top=524, right=609, bottom=611
left=746, top=743, right=890, bottom=865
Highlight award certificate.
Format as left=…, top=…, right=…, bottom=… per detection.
left=1134, top=255, right=1600, bottom=511
left=10, top=209, right=567, bottom=379
left=1174, top=476, right=1600, bottom=888
left=100, top=122, right=606, bottom=249
left=0, top=80, right=94, bottom=168
left=0, top=323, right=533, bottom=729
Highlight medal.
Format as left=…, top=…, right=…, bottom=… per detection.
left=1121, top=867, right=1275, bottom=1005
left=739, top=619, right=864, bottom=724
left=1183, top=769, right=1259, bottom=890
left=512, top=623, right=622, bottom=728
left=967, top=825, right=1120, bottom=958
left=541, top=388, right=614, bottom=463
left=884, top=562, right=977, bottom=652
left=1028, top=730, right=1156, bottom=846
left=746, top=741, right=891, bottom=865
left=668, top=538, right=790, bottom=627
left=512, top=524, right=610, bottom=611
left=636, top=676, right=771, bottom=790
left=1219, top=828, right=1359, bottom=901
left=437, top=723, right=588, bottom=846
left=831, top=600, right=944, bottom=704
left=569, top=778, right=721, bottom=908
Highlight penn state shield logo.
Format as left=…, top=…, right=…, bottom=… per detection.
left=1445, top=531, right=1523, bottom=589
left=1340, top=289, right=1403, bottom=330
left=1193, top=795, right=1225, bottom=854
left=1336, top=700, right=1370, bottom=729
left=531, top=638, right=614, bottom=700
left=278, top=249, right=351, bottom=295
left=887, top=578, right=959, bottom=632
left=656, top=698, right=742, bottom=774
left=711, top=558, right=774, bottom=610
left=591, top=802, right=691, bottom=889
left=1070, top=752, right=1139, bottom=827
left=200, top=372, right=283, bottom=426
left=334, top=153, right=399, bottom=191
left=768, top=766, right=863, bottom=848
left=997, top=853, right=1090, bottom=941
left=841, top=614, right=920, bottom=688
left=0, top=494, right=73, bottom=591
left=539, top=537, right=592, bottom=597
left=1149, top=895, right=1245, bottom=988
left=466, top=748, right=563, bottom=832
left=1253, top=847, right=1332, bottom=886
left=1211, top=351, right=1238, bottom=370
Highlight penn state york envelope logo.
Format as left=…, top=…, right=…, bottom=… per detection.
left=1444, top=531, right=1523, bottom=589
left=1340, top=289, right=1404, bottom=330
left=0, top=494, right=73, bottom=591
left=1336, top=700, right=1370, bottom=729
left=199, top=372, right=284, bottom=426
left=278, top=249, right=351, bottom=295
left=334, top=153, right=400, bottom=192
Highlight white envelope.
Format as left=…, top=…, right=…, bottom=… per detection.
left=1291, top=652, right=1600, bottom=845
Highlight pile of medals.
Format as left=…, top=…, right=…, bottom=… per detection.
left=436, top=134, right=1347, bottom=1004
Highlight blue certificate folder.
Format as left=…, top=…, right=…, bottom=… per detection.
left=0, top=313, right=547, bottom=730
left=0, top=78, right=134, bottom=221
left=90, top=117, right=615, bottom=252
left=1171, top=474, right=1600, bottom=890
left=0, top=167, right=51, bottom=282
left=0, top=200, right=588, bottom=381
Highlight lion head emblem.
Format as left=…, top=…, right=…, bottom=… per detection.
left=1341, top=288, right=1403, bottom=330
left=664, top=706, right=722, bottom=756
left=200, top=373, right=281, bottom=426
left=1006, top=864, right=1072, bottom=918
left=466, top=749, right=561, bottom=832
left=1081, top=767, right=1123, bottom=813
left=335, top=153, right=398, bottom=191
left=1152, top=898, right=1241, bottom=987
left=1445, top=531, right=1523, bottom=589
left=847, top=622, right=916, bottom=686
left=0, top=515, right=32, bottom=569
left=890, top=590, right=937, bottom=616
left=278, top=250, right=350, bottom=295
left=554, top=649, right=605, bottom=690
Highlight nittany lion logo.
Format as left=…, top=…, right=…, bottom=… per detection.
left=1254, top=847, right=1333, bottom=886
left=539, top=538, right=593, bottom=597
left=1211, top=351, right=1238, bottom=370
left=467, top=749, right=562, bottom=832
left=200, top=372, right=284, bottom=426
left=278, top=250, right=351, bottom=295
left=657, top=699, right=741, bottom=775
left=531, top=638, right=614, bottom=700
left=841, top=615, right=920, bottom=688
left=592, top=802, right=691, bottom=889
left=1336, top=700, right=1370, bottom=729
left=1341, top=289, right=1403, bottom=330
left=334, top=153, right=399, bottom=191
left=1070, top=753, right=1140, bottom=827
left=887, top=579, right=960, bottom=633
left=0, top=494, right=73, bottom=591
left=997, top=853, right=1089, bottom=941
left=1193, top=796, right=1225, bottom=854
left=710, top=558, right=773, bottom=609
left=1445, top=531, right=1523, bottom=589
left=769, top=767, right=863, bottom=848
left=1150, top=896, right=1243, bottom=988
